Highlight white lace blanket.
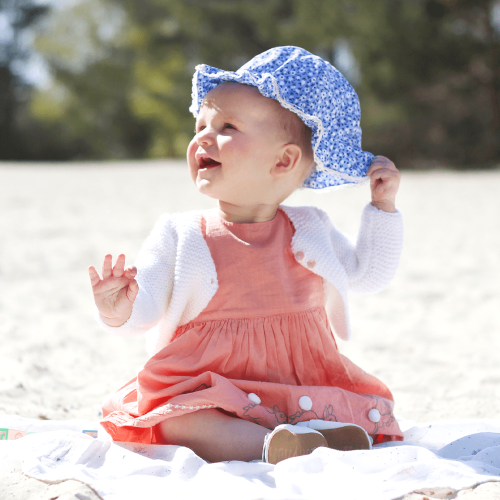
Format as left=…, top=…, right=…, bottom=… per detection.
left=1, top=415, right=499, bottom=500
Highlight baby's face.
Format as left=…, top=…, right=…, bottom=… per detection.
left=187, top=83, right=288, bottom=207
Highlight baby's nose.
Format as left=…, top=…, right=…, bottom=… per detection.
left=197, top=127, right=215, bottom=145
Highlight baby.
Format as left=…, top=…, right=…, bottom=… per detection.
left=89, top=46, right=403, bottom=464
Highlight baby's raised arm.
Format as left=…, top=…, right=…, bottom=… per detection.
left=88, top=254, right=139, bottom=327
left=367, top=156, right=401, bottom=213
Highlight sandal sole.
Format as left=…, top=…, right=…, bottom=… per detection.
left=267, top=429, right=327, bottom=464
left=319, top=426, right=371, bottom=451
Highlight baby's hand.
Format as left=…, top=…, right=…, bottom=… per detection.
left=88, top=254, right=139, bottom=327
left=367, top=156, right=401, bottom=213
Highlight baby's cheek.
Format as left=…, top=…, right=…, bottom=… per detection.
left=187, top=138, right=198, bottom=159
left=187, top=139, right=199, bottom=180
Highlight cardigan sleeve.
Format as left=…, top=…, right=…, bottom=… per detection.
left=96, top=214, right=176, bottom=336
left=321, top=204, right=403, bottom=294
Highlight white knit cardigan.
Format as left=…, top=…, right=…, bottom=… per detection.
left=99, top=204, right=403, bottom=356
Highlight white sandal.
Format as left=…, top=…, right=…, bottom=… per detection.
left=295, top=419, right=373, bottom=451
left=263, top=424, right=328, bottom=464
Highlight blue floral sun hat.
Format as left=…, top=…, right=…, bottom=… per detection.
left=190, top=46, right=373, bottom=189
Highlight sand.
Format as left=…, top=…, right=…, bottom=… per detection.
left=1, top=161, right=499, bottom=499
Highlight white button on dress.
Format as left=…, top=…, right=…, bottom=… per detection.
left=298, top=395, right=313, bottom=411
left=368, top=408, right=381, bottom=423
left=248, top=393, right=261, bottom=405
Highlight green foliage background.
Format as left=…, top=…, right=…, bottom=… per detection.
left=1, top=0, right=499, bottom=167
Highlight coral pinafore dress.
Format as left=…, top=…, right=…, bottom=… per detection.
left=101, top=209, right=403, bottom=444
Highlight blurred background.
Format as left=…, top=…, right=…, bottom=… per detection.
left=1, top=0, right=499, bottom=168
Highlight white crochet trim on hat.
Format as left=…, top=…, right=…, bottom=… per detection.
left=190, top=66, right=201, bottom=116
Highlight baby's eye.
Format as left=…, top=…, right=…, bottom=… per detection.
left=196, top=125, right=206, bottom=133
left=223, top=123, right=236, bottom=130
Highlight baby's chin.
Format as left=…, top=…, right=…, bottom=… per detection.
left=194, top=178, right=219, bottom=198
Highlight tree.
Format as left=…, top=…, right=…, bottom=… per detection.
left=352, top=0, right=500, bottom=166
left=30, top=0, right=150, bottom=160
left=0, top=0, right=49, bottom=159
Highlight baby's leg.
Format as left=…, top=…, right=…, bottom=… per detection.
left=157, top=408, right=269, bottom=462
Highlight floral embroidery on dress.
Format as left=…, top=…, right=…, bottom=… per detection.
left=242, top=396, right=396, bottom=435
left=368, top=396, right=397, bottom=434
left=243, top=401, right=341, bottom=427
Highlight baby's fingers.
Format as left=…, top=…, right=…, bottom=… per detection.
left=370, top=167, right=400, bottom=187
left=101, top=254, right=127, bottom=279
left=88, top=266, right=101, bottom=287
left=124, top=265, right=137, bottom=280
left=367, top=156, right=397, bottom=177
left=112, top=254, right=126, bottom=277
left=102, top=254, right=114, bottom=279
left=126, top=279, right=139, bottom=303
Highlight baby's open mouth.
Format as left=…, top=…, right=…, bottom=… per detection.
left=198, top=157, right=221, bottom=169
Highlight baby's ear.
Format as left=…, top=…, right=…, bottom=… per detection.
left=274, top=144, right=302, bottom=176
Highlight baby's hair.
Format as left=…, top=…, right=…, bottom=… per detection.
left=278, top=107, right=313, bottom=158
left=274, top=104, right=315, bottom=181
